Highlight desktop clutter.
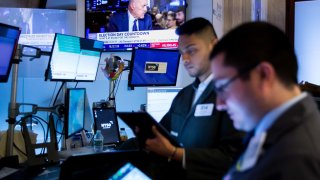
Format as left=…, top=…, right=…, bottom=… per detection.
left=0, top=21, right=183, bottom=179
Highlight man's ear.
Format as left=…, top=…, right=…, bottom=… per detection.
left=258, top=61, right=275, bottom=81
left=209, top=38, right=218, bottom=51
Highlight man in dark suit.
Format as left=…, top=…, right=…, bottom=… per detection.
left=107, top=0, right=152, bottom=32
left=210, top=22, right=320, bottom=179
left=144, top=18, right=244, bottom=179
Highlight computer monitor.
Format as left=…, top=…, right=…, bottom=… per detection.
left=65, top=88, right=86, bottom=139
left=45, top=33, right=104, bottom=82
left=0, top=23, right=20, bottom=83
left=93, top=107, right=121, bottom=145
left=128, top=47, right=180, bottom=87
left=146, top=87, right=181, bottom=122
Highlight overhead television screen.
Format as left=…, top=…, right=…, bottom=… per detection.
left=0, top=8, right=76, bottom=51
left=128, top=47, right=180, bottom=87
left=85, top=0, right=187, bottom=51
left=45, top=33, right=104, bottom=82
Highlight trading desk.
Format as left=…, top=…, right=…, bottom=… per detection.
left=1, top=146, right=185, bottom=179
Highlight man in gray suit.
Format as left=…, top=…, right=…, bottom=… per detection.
left=210, top=22, right=320, bottom=179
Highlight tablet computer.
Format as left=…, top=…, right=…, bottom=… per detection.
left=117, top=112, right=182, bottom=147
left=109, top=162, right=151, bottom=180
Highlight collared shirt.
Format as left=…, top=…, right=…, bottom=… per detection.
left=183, top=74, right=214, bottom=168
left=225, top=92, right=308, bottom=178
left=128, top=10, right=138, bottom=32
left=192, top=74, right=214, bottom=105
left=255, top=92, right=307, bottom=135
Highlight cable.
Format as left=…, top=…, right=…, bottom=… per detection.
left=13, top=142, right=27, bottom=157
left=75, top=82, right=79, bottom=88
left=53, top=81, right=65, bottom=106
left=49, top=82, right=58, bottom=107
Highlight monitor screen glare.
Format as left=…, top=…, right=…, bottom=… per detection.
left=65, top=88, right=86, bottom=138
left=47, top=33, right=104, bottom=82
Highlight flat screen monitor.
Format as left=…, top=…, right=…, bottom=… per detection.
left=65, top=88, right=86, bottom=139
left=85, top=0, right=187, bottom=51
left=45, top=33, right=104, bottom=82
left=128, top=47, right=180, bottom=87
left=93, top=107, right=121, bottom=145
left=0, top=23, right=20, bottom=83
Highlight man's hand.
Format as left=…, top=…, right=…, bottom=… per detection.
left=145, top=126, right=183, bottom=162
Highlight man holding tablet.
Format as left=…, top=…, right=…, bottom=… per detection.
left=144, top=18, right=244, bottom=179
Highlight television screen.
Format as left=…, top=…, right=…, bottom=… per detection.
left=85, top=0, right=186, bottom=51
left=0, top=8, right=76, bottom=52
left=65, top=88, right=86, bottom=139
left=128, top=47, right=180, bottom=87
left=45, top=33, right=104, bottom=82
left=0, top=23, right=20, bottom=83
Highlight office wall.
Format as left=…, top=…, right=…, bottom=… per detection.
left=295, top=1, right=320, bottom=85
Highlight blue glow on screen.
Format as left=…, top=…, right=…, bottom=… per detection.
left=68, top=89, right=85, bottom=137
left=130, top=48, right=180, bottom=86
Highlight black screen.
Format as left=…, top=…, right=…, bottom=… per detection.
left=128, top=47, right=180, bottom=87
left=0, top=23, right=20, bottom=83
left=93, top=107, right=121, bottom=145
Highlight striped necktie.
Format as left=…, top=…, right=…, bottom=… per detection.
left=133, top=19, right=138, bottom=31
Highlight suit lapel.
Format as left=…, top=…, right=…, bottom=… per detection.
left=179, top=81, right=216, bottom=135
left=263, top=95, right=314, bottom=148
left=138, top=19, right=144, bottom=31
left=124, top=13, right=129, bottom=31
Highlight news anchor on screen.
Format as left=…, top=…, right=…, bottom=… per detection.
left=107, top=0, right=152, bottom=32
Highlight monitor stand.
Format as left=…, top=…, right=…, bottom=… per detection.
left=21, top=114, right=59, bottom=166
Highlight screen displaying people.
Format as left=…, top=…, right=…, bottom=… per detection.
left=107, top=0, right=152, bottom=32
left=85, top=0, right=187, bottom=50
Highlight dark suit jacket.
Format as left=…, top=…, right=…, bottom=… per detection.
left=226, top=94, right=320, bottom=180
left=107, top=12, right=152, bottom=32
left=160, top=79, right=244, bottom=179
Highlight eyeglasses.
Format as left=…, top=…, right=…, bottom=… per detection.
left=212, top=62, right=260, bottom=97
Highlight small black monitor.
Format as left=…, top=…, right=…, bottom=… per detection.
left=65, top=88, right=86, bottom=139
left=0, top=23, right=20, bottom=83
left=93, top=107, right=121, bottom=145
left=46, top=33, right=104, bottom=82
left=128, top=47, right=180, bottom=87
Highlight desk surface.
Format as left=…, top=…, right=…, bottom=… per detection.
left=58, top=145, right=117, bottom=160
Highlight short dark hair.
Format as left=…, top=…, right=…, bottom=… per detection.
left=175, top=17, right=217, bottom=39
left=176, top=6, right=185, bottom=13
left=210, top=22, right=298, bottom=86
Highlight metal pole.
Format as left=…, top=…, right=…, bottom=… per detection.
left=6, top=62, right=19, bottom=156
left=108, top=80, right=116, bottom=107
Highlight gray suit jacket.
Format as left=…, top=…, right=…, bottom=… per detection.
left=226, top=94, right=320, bottom=180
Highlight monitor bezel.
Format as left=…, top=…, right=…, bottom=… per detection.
left=0, top=23, right=21, bottom=83
left=92, top=107, right=121, bottom=145
left=45, top=33, right=103, bottom=82
left=128, top=47, right=181, bottom=87
left=64, top=88, right=86, bottom=139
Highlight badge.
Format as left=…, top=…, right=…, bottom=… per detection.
left=194, top=103, right=214, bottom=117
